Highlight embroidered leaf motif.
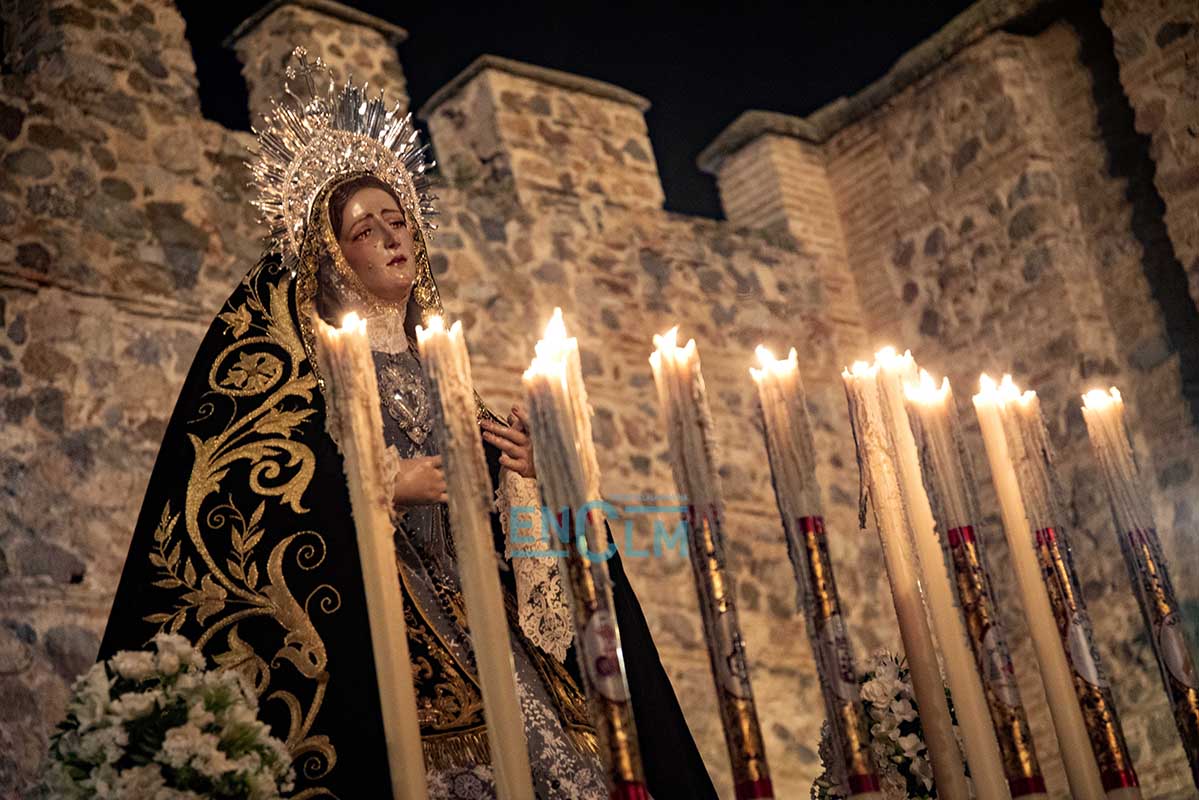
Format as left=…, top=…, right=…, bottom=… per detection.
left=213, top=624, right=270, bottom=695
left=218, top=303, right=253, bottom=338
left=187, top=574, right=228, bottom=626
left=220, top=351, right=284, bottom=393
left=246, top=563, right=259, bottom=590
left=253, top=407, right=316, bottom=438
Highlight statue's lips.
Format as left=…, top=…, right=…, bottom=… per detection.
left=388, top=255, right=408, bottom=266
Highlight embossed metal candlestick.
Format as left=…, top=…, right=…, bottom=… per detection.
left=1082, top=388, right=1199, bottom=790
left=314, top=313, right=427, bottom=800
left=842, top=361, right=969, bottom=800
left=905, top=371, right=1047, bottom=799
left=416, top=316, right=535, bottom=800
left=750, top=346, right=879, bottom=799
left=999, top=379, right=1140, bottom=800
left=650, top=328, right=774, bottom=800
left=523, top=309, right=648, bottom=800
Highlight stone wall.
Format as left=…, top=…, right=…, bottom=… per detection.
left=702, top=1, right=1199, bottom=796
left=1102, top=0, right=1199, bottom=308
left=2, top=0, right=1198, bottom=798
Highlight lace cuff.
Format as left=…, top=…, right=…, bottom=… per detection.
left=382, top=444, right=408, bottom=528
left=494, top=468, right=574, bottom=663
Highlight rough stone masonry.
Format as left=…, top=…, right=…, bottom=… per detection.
left=1, top=0, right=1197, bottom=797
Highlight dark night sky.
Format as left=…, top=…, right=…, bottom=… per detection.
left=179, top=1, right=976, bottom=219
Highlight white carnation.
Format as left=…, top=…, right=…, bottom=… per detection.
left=69, top=663, right=113, bottom=732
left=889, top=696, right=917, bottom=722
left=115, top=764, right=167, bottom=794
left=860, top=677, right=896, bottom=707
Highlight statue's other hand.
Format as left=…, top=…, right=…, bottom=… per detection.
left=481, top=405, right=536, bottom=479
left=392, top=455, right=448, bottom=506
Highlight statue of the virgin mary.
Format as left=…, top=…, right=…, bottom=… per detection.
left=98, top=48, right=716, bottom=799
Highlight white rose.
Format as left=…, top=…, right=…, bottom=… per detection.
left=156, top=650, right=182, bottom=676
left=111, top=689, right=161, bottom=721
left=110, top=650, right=157, bottom=682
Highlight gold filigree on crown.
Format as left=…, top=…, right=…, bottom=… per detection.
left=248, top=46, right=438, bottom=270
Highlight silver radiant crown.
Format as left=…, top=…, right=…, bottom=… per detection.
left=248, top=46, right=438, bottom=268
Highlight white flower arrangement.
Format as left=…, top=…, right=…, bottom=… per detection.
left=859, top=650, right=944, bottom=800
left=811, top=649, right=960, bottom=800
left=44, top=633, right=295, bottom=799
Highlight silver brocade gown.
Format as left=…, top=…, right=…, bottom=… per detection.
left=373, top=345, right=610, bottom=800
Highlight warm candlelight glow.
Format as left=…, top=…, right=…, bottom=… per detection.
left=1082, top=386, right=1123, bottom=410
left=650, top=326, right=697, bottom=372
left=337, top=311, right=367, bottom=335
left=975, top=373, right=1024, bottom=406
left=843, top=360, right=877, bottom=379
left=904, top=368, right=950, bottom=406
left=749, top=345, right=798, bottom=381
left=874, top=346, right=915, bottom=373
left=524, top=308, right=576, bottom=382
left=414, top=313, right=446, bottom=343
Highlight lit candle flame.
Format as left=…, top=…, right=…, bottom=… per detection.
left=414, top=313, right=447, bottom=344
left=650, top=326, right=696, bottom=371
left=874, top=346, right=915, bottom=372
left=974, top=373, right=1029, bottom=406
left=904, top=368, right=950, bottom=406
left=749, top=345, right=798, bottom=381
left=524, top=308, right=573, bottom=381
left=1082, top=386, right=1123, bottom=410
left=842, top=359, right=878, bottom=379
left=338, top=311, right=367, bottom=335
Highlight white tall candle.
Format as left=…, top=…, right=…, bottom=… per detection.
left=1081, top=388, right=1199, bottom=790
left=842, top=361, right=969, bottom=800
left=1004, top=386, right=1140, bottom=800
left=522, top=309, right=647, bottom=796
left=416, top=316, right=535, bottom=800
left=751, top=347, right=880, bottom=799
left=875, top=348, right=1010, bottom=800
left=650, top=327, right=775, bottom=800
left=314, top=312, right=427, bottom=800
left=904, top=371, right=1047, bottom=800
left=973, top=375, right=1106, bottom=800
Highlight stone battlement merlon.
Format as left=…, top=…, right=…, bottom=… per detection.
left=418, top=54, right=651, bottom=121
left=698, top=0, right=1049, bottom=173
left=224, top=0, right=409, bottom=47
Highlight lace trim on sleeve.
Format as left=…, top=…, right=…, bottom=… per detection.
left=495, top=467, right=574, bottom=663
left=382, top=444, right=408, bottom=528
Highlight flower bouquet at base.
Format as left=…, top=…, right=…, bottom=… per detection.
left=812, top=649, right=963, bottom=800
left=44, top=633, right=295, bottom=799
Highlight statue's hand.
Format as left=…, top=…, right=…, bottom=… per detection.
left=481, top=405, right=536, bottom=479
left=392, top=455, right=448, bottom=506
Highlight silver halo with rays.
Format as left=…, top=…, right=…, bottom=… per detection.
left=247, top=46, right=438, bottom=271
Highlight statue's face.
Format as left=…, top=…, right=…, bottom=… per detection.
left=336, top=186, right=416, bottom=305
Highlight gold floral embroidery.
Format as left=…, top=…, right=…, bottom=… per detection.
left=145, top=260, right=338, bottom=797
